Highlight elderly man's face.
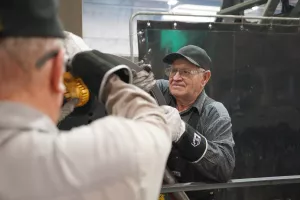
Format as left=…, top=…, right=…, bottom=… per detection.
left=168, top=58, right=211, bottom=101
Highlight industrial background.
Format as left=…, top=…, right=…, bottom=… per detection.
left=60, top=0, right=299, bottom=57
left=58, top=0, right=300, bottom=200
left=81, top=0, right=299, bottom=56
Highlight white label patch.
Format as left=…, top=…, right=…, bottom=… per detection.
left=191, top=133, right=201, bottom=147
left=172, top=171, right=181, bottom=177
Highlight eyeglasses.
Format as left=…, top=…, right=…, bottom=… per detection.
left=165, top=67, right=205, bottom=78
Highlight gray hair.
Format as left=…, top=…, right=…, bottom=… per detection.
left=0, top=37, right=63, bottom=85
left=0, top=37, right=63, bottom=70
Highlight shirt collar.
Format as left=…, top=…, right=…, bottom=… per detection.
left=192, top=90, right=207, bottom=114
left=168, top=90, right=207, bottom=115
left=0, top=102, right=58, bottom=133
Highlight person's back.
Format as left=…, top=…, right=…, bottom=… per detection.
left=0, top=1, right=176, bottom=199
left=0, top=97, right=170, bottom=200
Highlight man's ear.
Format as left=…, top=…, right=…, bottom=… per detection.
left=201, top=70, right=211, bottom=87
left=50, top=49, right=65, bottom=93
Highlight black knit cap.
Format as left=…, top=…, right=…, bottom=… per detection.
left=163, top=45, right=212, bottom=70
left=0, top=0, right=65, bottom=38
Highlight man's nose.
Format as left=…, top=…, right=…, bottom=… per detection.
left=172, top=71, right=182, bottom=80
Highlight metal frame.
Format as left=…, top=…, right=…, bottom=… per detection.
left=259, top=0, right=281, bottom=24
left=261, top=0, right=280, bottom=17
left=161, top=175, right=300, bottom=193
left=163, top=168, right=190, bottom=200
left=129, top=11, right=300, bottom=61
left=217, top=0, right=267, bottom=15
left=290, top=0, right=300, bottom=18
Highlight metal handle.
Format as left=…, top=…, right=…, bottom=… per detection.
left=163, top=168, right=190, bottom=200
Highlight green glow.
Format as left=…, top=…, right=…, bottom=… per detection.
left=160, top=30, right=209, bottom=53
left=160, top=30, right=188, bottom=52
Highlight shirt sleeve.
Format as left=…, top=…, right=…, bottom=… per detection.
left=193, top=102, right=235, bottom=182
left=56, top=76, right=172, bottom=200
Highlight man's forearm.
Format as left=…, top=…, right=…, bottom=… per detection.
left=105, top=75, right=168, bottom=129
left=175, top=136, right=234, bottom=182
left=173, top=123, right=208, bottom=162
left=174, top=120, right=235, bottom=182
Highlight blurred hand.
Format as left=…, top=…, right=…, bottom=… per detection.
left=132, top=64, right=156, bottom=93
left=161, top=105, right=186, bottom=142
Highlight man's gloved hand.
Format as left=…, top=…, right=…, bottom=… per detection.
left=162, top=106, right=208, bottom=163
left=132, top=64, right=156, bottom=93
left=71, top=50, right=133, bottom=103
left=161, top=105, right=186, bottom=142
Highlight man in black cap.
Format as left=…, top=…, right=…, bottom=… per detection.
left=134, top=45, right=235, bottom=200
left=0, top=1, right=182, bottom=200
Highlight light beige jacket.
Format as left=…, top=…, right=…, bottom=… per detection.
left=0, top=76, right=171, bottom=200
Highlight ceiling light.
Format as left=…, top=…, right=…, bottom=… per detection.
left=162, top=4, right=220, bottom=22
left=167, top=0, right=178, bottom=6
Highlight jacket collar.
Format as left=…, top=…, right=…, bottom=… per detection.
left=0, top=101, right=58, bottom=133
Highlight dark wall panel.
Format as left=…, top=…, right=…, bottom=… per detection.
left=137, top=20, right=300, bottom=200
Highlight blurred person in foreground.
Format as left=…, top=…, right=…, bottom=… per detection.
left=133, top=45, right=235, bottom=200
left=0, top=1, right=182, bottom=200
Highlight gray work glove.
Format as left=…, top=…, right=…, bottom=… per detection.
left=161, top=105, right=186, bottom=142
left=132, top=64, right=156, bottom=93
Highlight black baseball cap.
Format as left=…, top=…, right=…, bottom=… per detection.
left=163, top=45, right=212, bottom=70
left=0, top=0, right=65, bottom=38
